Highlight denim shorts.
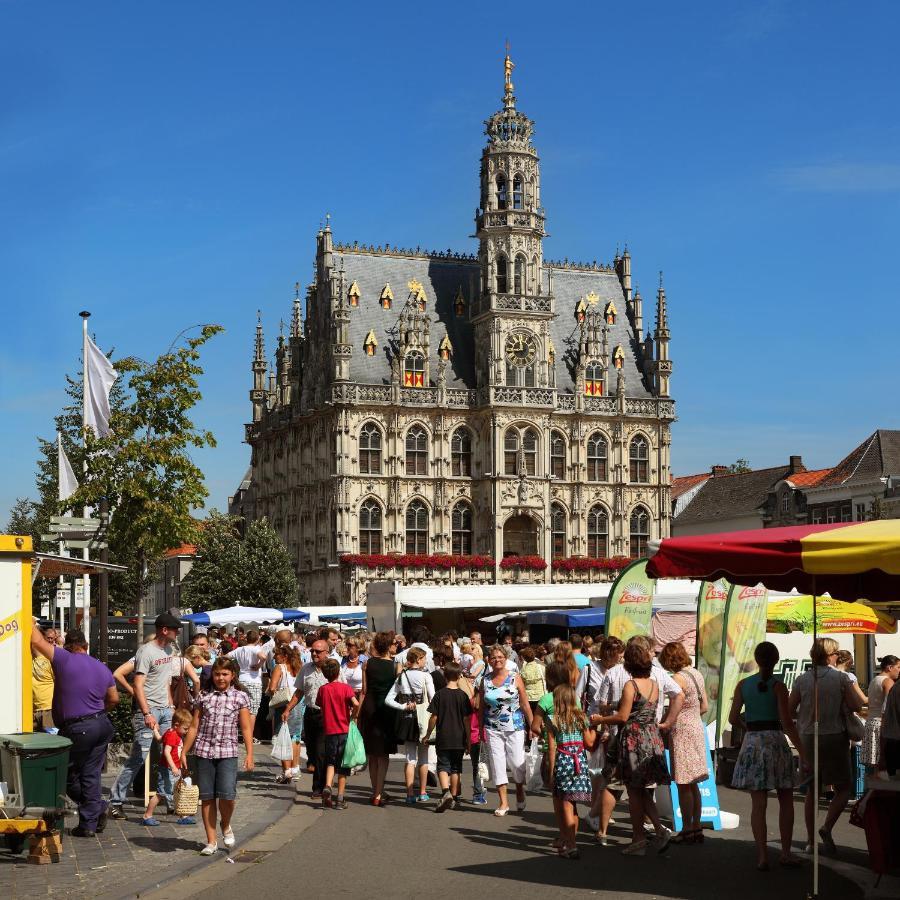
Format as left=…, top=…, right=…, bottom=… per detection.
left=324, top=733, right=350, bottom=775
left=436, top=749, right=465, bottom=775
left=195, top=756, right=238, bottom=801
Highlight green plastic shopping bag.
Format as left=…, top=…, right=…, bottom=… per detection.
left=341, top=721, right=367, bottom=769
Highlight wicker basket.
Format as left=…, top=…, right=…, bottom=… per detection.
left=173, top=778, right=200, bottom=816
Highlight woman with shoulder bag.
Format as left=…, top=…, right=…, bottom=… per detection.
left=385, top=647, right=435, bottom=805
left=269, top=645, right=302, bottom=783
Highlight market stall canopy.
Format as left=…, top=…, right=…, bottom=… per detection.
left=766, top=595, right=896, bottom=634
left=297, top=606, right=367, bottom=626
left=647, top=520, right=900, bottom=609
left=32, top=553, right=128, bottom=581
left=181, top=606, right=310, bottom=627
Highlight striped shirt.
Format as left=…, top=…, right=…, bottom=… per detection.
left=192, top=687, right=249, bottom=759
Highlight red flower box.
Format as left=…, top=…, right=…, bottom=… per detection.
left=499, top=555, right=547, bottom=572
left=550, top=556, right=632, bottom=572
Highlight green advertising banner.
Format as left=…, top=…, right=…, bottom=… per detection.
left=694, top=578, right=731, bottom=728
left=604, top=558, right=654, bottom=643
left=716, top=583, right=769, bottom=747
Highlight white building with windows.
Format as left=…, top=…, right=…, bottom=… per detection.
left=237, top=55, right=676, bottom=604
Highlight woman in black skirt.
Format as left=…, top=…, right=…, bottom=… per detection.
left=357, top=631, right=398, bottom=805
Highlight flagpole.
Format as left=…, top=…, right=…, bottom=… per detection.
left=80, top=310, right=92, bottom=648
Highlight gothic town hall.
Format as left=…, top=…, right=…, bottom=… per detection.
left=237, top=56, right=675, bottom=605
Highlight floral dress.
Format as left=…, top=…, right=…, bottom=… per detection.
left=483, top=673, right=525, bottom=733
left=618, top=680, right=671, bottom=789
left=550, top=718, right=593, bottom=803
left=670, top=667, right=709, bottom=785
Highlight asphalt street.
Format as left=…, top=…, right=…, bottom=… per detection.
left=191, top=772, right=881, bottom=900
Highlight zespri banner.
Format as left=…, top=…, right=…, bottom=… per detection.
left=694, top=578, right=730, bottom=729
left=604, top=558, right=654, bottom=643
left=716, top=583, right=769, bottom=746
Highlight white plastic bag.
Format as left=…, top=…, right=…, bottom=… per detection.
left=525, top=738, right=543, bottom=793
left=270, top=723, right=293, bottom=761
left=478, top=759, right=492, bottom=788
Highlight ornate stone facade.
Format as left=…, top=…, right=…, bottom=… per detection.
left=240, top=55, right=676, bottom=604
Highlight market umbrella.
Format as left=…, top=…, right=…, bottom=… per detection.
left=767, top=595, right=897, bottom=635
left=647, top=519, right=900, bottom=898
left=181, top=606, right=310, bottom=627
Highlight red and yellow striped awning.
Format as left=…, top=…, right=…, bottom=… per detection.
left=647, top=520, right=900, bottom=607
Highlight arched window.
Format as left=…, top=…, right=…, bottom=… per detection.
left=451, top=501, right=473, bottom=555
left=359, top=422, right=382, bottom=474
left=514, top=254, right=526, bottom=295
left=512, top=174, right=523, bottom=209
left=403, top=351, right=425, bottom=388
left=587, top=432, right=608, bottom=481
left=629, top=435, right=649, bottom=482
left=550, top=431, right=566, bottom=479
left=405, top=425, right=428, bottom=476
left=523, top=428, right=538, bottom=476
left=405, top=499, right=429, bottom=554
left=496, top=174, right=507, bottom=210
left=504, top=428, right=519, bottom=475
left=359, top=499, right=382, bottom=554
left=496, top=254, right=508, bottom=294
left=630, top=506, right=650, bottom=558
left=525, top=177, right=534, bottom=208
left=551, top=503, right=567, bottom=559
left=587, top=505, right=609, bottom=558
left=451, top=427, right=472, bottom=477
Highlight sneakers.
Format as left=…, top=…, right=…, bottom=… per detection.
left=108, top=806, right=126, bottom=820
left=222, top=827, right=235, bottom=848
left=516, top=798, right=527, bottom=812
left=472, top=792, right=487, bottom=805
left=621, top=840, right=647, bottom=856
left=176, top=816, right=196, bottom=825
left=416, top=793, right=430, bottom=803
left=452, top=796, right=462, bottom=810
left=140, top=818, right=161, bottom=827
left=322, top=787, right=333, bottom=809
left=436, top=792, right=454, bottom=813
left=653, top=826, right=674, bottom=854
left=95, top=810, right=108, bottom=833
left=405, top=795, right=417, bottom=806
left=333, top=798, right=348, bottom=811
left=199, top=842, right=218, bottom=856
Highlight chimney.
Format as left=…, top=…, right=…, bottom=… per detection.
left=789, top=455, right=805, bottom=474
left=711, top=465, right=728, bottom=477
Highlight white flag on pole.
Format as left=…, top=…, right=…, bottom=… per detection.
left=84, top=335, right=117, bottom=437
left=58, top=433, right=79, bottom=502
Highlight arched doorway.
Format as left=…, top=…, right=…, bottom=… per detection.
left=503, top=514, right=538, bottom=558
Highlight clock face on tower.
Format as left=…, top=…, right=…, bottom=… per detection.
left=505, top=331, right=538, bottom=368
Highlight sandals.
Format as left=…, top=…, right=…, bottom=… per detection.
left=558, top=846, right=580, bottom=859
left=493, top=807, right=510, bottom=817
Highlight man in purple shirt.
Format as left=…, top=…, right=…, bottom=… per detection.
left=31, top=624, right=118, bottom=837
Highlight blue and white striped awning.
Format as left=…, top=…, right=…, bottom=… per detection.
left=181, top=606, right=310, bottom=627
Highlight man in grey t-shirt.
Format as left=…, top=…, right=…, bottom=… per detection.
left=109, top=613, right=181, bottom=819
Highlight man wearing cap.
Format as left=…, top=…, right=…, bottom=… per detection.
left=109, top=612, right=182, bottom=820
left=31, top=625, right=118, bottom=836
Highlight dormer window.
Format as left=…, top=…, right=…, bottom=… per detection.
left=604, top=301, right=617, bottom=325
left=454, top=286, right=466, bottom=317
left=403, top=351, right=425, bottom=388
left=585, top=361, right=604, bottom=397
left=363, top=330, right=378, bottom=356
left=613, top=345, right=625, bottom=369
left=575, top=298, right=586, bottom=324
left=439, top=335, right=453, bottom=361
left=380, top=283, right=393, bottom=309
left=348, top=281, right=360, bottom=307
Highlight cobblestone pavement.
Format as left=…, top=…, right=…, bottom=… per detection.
left=0, top=747, right=295, bottom=899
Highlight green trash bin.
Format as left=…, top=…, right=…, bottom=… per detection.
left=0, top=733, right=72, bottom=811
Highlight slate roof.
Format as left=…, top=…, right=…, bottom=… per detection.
left=674, top=465, right=795, bottom=527
left=816, top=430, right=900, bottom=488
left=335, top=248, right=654, bottom=397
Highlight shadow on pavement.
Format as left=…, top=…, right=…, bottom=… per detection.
left=447, top=824, right=867, bottom=900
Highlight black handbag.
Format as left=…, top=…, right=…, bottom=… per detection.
left=394, top=672, right=423, bottom=743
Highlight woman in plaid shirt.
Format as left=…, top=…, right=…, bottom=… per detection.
left=183, top=657, right=254, bottom=855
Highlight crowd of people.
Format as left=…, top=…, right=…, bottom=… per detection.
left=29, top=614, right=900, bottom=864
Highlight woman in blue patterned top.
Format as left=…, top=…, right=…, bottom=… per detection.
left=479, top=645, right=533, bottom=817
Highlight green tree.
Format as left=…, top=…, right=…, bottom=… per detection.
left=181, top=512, right=298, bottom=612
left=69, top=325, right=223, bottom=641
left=728, top=458, right=752, bottom=473
left=6, top=497, right=37, bottom=540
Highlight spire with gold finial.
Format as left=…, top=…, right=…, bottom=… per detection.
left=503, top=41, right=515, bottom=108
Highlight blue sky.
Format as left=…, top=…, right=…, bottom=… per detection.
left=2, top=1, right=899, bottom=522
